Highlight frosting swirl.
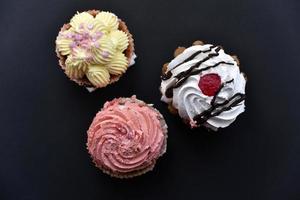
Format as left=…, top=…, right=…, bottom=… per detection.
left=107, top=52, right=128, bottom=75
left=86, top=65, right=110, bottom=88
left=65, top=56, right=86, bottom=79
left=87, top=96, right=167, bottom=177
left=160, top=44, right=246, bottom=130
left=95, top=11, right=119, bottom=34
left=56, top=11, right=130, bottom=88
left=109, top=30, right=129, bottom=52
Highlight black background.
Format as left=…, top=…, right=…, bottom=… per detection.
left=1, top=0, right=299, bottom=199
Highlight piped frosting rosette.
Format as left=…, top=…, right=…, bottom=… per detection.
left=160, top=41, right=247, bottom=131
left=55, top=10, right=135, bottom=89
left=87, top=96, right=168, bottom=178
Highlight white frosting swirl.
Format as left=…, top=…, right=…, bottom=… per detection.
left=160, top=44, right=246, bottom=130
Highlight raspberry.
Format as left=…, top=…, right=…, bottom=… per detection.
left=198, top=73, right=221, bottom=96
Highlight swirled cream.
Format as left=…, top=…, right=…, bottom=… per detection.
left=56, top=11, right=131, bottom=88
left=160, top=44, right=246, bottom=130
left=87, top=96, right=167, bottom=177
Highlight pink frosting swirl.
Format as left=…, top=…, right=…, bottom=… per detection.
left=87, top=96, right=167, bottom=177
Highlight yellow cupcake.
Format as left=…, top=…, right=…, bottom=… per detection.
left=55, top=10, right=135, bottom=89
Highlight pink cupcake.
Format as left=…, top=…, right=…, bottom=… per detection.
left=87, top=96, right=168, bottom=178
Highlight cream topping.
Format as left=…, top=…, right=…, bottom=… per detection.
left=160, top=44, right=246, bottom=130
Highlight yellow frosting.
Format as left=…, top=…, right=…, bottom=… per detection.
left=107, top=52, right=128, bottom=75
left=70, top=12, right=94, bottom=31
left=86, top=65, right=110, bottom=87
left=56, top=11, right=131, bottom=88
left=91, top=35, right=116, bottom=64
left=95, top=11, right=119, bottom=33
left=65, top=57, right=86, bottom=79
left=56, top=29, right=74, bottom=56
left=70, top=48, right=90, bottom=71
left=109, top=30, right=129, bottom=52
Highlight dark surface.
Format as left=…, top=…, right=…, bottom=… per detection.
left=1, top=0, right=299, bottom=199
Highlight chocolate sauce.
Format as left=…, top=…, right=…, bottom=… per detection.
left=161, top=71, right=172, bottom=80
left=193, top=79, right=245, bottom=125
left=210, top=79, right=233, bottom=104
left=193, top=93, right=245, bottom=125
left=161, top=45, right=218, bottom=81
left=173, top=45, right=218, bottom=69
left=165, top=59, right=234, bottom=98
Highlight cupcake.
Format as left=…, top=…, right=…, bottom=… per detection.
left=87, top=96, right=168, bottom=178
left=55, top=10, right=136, bottom=91
left=160, top=41, right=247, bottom=131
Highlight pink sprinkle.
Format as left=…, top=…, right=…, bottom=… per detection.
left=69, top=42, right=77, bottom=48
left=102, top=51, right=109, bottom=59
left=96, top=31, right=103, bottom=39
left=79, top=23, right=84, bottom=29
left=87, top=24, right=94, bottom=30
left=66, top=33, right=73, bottom=39
left=83, top=32, right=90, bottom=38
left=75, top=34, right=82, bottom=40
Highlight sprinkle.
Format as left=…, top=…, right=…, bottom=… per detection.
left=96, top=31, right=103, bottom=39
left=66, top=33, right=73, bottom=39
left=75, top=34, right=83, bottom=40
left=102, top=51, right=110, bottom=59
left=92, top=37, right=97, bottom=42
left=69, top=42, right=77, bottom=48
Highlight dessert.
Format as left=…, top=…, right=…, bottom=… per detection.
left=87, top=96, right=168, bottom=178
left=55, top=10, right=136, bottom=91
left=160, top=41, right=247, bottom=131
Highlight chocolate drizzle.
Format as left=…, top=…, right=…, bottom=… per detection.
left=161, top=71, right=172, bottom=80
left=173, top=45, right=218, bottom=69
left=164, top=45, right=234, bottom=98
left=161, top=45, right=218, bottom=80
left=193, top=79, right=245, bottom=125
left=161, top=44, right=245, bottom=127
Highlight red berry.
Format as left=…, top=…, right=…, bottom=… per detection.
left=198, top=73, right=221, bottom=96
